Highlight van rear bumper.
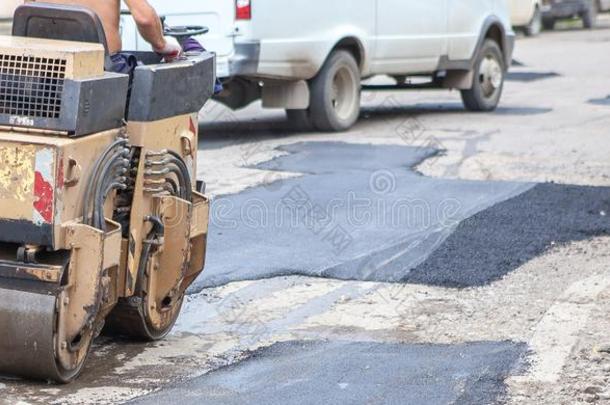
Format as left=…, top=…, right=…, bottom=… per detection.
left=224, top=41, right=260, bottom=78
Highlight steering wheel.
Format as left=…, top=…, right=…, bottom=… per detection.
left=164, top=26, right=209, bottom=42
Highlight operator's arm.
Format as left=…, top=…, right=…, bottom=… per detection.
left=123, top=0, right=181, bottom=57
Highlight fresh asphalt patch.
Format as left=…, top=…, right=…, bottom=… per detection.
left=193, top=142, right=610, bottom=291
left=506, top=71, right=560, bottom=82
left=401, top=182, right=610, bottom=287
left=130, top=340, right=527, bottom=405
left=192, top=142, right=532, bottom=291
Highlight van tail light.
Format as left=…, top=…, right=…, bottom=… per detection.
left=236, top=0, right=252, bottom=20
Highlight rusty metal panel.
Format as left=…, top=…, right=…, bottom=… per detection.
left=0, top=142, right=37, bottom=220
left=0, top=261, right=63, bottom=283
left=0, top=128, right=119, bottom=248
left=0, top=139, right=58, bottom=245
left=0, top=142, right=58, bottom=225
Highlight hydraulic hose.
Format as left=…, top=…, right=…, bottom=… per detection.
left=82, top=139, right=128, bottom=224
left=144, top=150, right=193, bottom=202
left=92, top=154, right=130, bottom=230
left=91, top=155, right=129, bottom=230
left=166, top=151, right=193, bottom=201
left=135, top=216, right=165, bottom=295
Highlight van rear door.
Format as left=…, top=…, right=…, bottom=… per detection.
left=120, top=0, right=235, bottom=76
left=374, top=0, right=448, bottom=74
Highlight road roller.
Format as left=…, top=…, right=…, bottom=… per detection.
left=0, top=4, right=214, bottom=382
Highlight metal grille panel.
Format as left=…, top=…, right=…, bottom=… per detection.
left=0, top=54, right=66, bottom=119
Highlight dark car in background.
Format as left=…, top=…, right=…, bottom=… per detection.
left=542, top=0, right=610, bottom=29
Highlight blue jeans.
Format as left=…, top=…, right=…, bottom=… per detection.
left=109, top=53, right=138, bottom=75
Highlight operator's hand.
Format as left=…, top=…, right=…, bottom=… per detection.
left=154, top=36, right=182, bottom=62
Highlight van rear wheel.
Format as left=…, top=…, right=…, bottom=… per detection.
left=309, top=50, right=361, bottom=132
left=542, top=18, right=556, bottom=30
left=582, top=0, right=598, bottom=29
left=461, top=39, right=505, bottom=112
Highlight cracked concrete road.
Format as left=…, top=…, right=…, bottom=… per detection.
left=2, top=20, right=610, bottom=405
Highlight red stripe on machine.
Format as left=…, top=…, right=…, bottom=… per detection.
left=34, top=171, right=54, bottom=223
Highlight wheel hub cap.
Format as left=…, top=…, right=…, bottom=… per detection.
left=479, top=56, right=503, bottom=97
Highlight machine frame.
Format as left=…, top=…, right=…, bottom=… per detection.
left=0, top=3, right=215, bottom=382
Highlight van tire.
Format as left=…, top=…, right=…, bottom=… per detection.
left=461, top=39, right=505, bottom=112
left=286, top=109, right=314, bottom=131
left=542, top=18, right=556, bottom=30
left=309, top=50, right=361, bottom=132
left=582, top=0, right=598, bottom=29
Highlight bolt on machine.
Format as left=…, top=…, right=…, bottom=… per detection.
left=0, top=3, right=214, bottom=382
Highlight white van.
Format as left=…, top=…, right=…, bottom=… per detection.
left=0, top=0, right=19, bottom=35
left=0, top=0, right=21, bottom=19
left=0, top=0, right=23, bottom=20
left=122, top=1, right=515, bottom=132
